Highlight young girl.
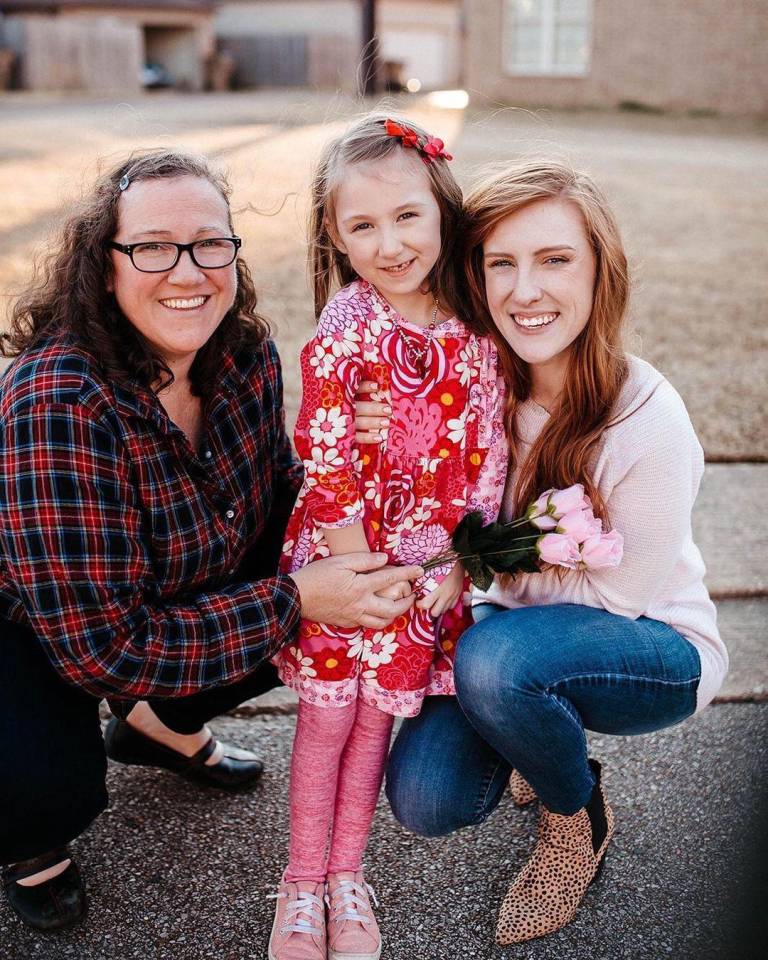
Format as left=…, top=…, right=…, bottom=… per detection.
left=268, top=116, right=507, bottom=960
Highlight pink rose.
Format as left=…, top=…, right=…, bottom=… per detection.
left=526, top=484, right=591, bottom=526
left=531, top=513, right=558, bottom=531
left=556, top=508, right=602, bottom=544
left=526, top=488, right=555, bottom=523
left=537, top=533, right=581, bottom=569
left=580, top=530, right=624, bottom=570
left=526, top=487, right=555, bottom=517
left=548, top=484, right=590, bottom=518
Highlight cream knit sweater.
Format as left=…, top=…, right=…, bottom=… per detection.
left=478, top=356, right=727, bottom=711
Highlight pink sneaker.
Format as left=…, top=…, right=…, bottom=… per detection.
left=267, top=879, right=326, bottom=960
left=326, top=871, right=381, bottom=960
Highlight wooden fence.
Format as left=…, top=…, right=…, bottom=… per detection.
left=219, top=32, right=358, bottom=91
left=3, top=15, right=142, bottom=92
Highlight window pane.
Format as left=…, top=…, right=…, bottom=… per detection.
left=556, top=0, right=589, bottom=20
left=555, top=24, right=589, bottom=69
left=513, top=0, right=545, bottom=22
left=513, top=24, right=543, bottom=66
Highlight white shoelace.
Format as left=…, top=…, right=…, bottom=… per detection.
left=326, top=879, right=379, bottom=926
left=267, top=887, right=324, bottom=936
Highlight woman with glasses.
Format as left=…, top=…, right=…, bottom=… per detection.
left=0, top=150, right=421, bottom=932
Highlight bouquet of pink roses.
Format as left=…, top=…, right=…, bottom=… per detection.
left=423, top=483, right=623, bottom=591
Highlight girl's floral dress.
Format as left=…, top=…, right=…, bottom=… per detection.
left=276, top=280, right=506, bottom=717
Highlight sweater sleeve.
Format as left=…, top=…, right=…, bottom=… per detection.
left=0, top=401, right=301, bottom=699
left=489, top=382, right=705, bottom=620
left=292, top=295, right=366, bottom=528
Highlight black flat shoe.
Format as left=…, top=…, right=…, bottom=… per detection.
left=2, top=848, right=87, bottom=931
left=103, top=717, right=264, bottom=790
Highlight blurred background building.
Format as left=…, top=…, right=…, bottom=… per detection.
left=466, top=0, right=768, bottom=115
left=0, top=0, right=216, bottom=92
left=0, top=0, right=766, bottom=115
left=215, top=0, right=461, bottom=93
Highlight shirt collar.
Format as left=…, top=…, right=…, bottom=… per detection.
left=110, top=346, right=247, bottom=429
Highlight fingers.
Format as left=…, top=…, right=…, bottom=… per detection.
left=341, top=551, right=390, bottom=572
left=365, top=565, right=423, bottom=593
left=354, top=382, right=392, bottom=408
left=354, top=404, right=388, bottom=420
left=354, top=429, right=384, bottom=445
left=431, top=595, right=453, bottom=617
left=358, top=592, right=415, bottom=629
left=355, top=380, right=379, bottom=396
left=375, top=583, right=408, bottom=601
left=416, top=590, right=439, bottom=612
left=355, top=416, right=383, bottom=431
left=354, top=410, right=390, bottom=445
left=418, top=584, right=463, bottom=616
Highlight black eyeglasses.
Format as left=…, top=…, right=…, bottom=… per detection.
left=107, top=237, right=242, bottom=273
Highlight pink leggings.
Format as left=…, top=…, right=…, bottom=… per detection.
left=284, top=698, right=395, bottom=883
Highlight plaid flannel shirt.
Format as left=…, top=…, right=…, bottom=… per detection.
left=0, top=334, right=303, bottom=699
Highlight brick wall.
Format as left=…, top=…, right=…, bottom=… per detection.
left=465, top=0, right=768, bottom=115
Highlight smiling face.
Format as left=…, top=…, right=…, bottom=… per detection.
left=330, top=152, right=442, bottom=320
left=109, top=175, right=237, bottom=376
left=483, top=197, right=597, bottom=398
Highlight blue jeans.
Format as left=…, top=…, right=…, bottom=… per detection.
left=386, top=603, right=701, bottom=828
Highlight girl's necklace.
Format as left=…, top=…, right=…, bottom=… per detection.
left=392, top=296, right=439, bottom=377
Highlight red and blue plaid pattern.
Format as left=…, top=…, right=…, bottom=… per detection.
left=0, top=335, right=302, bottom=699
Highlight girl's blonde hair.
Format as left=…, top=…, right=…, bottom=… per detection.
left=464, top=159, right=630, bottom=519
left=309, top=113, right=464, bottom=319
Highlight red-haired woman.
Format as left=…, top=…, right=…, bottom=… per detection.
left=357, top=160, right=727, bottom=944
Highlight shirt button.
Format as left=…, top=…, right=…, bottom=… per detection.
left=225, top=509, right=235, bottom=520
left=204, top=449, right=213, bottom=460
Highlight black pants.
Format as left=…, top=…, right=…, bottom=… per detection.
left=0, top=482, right=297, bottom=865
left=0, top=619, right=282, bottom=865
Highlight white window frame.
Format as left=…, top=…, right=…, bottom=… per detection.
left=502, top=0, right=593, bottom=78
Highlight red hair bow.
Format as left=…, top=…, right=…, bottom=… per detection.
left=382, top=118, right=453, bottom=164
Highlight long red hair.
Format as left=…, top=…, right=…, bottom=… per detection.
left=464, top=160, right=630, bottom=519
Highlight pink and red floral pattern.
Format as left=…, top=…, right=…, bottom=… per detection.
left=276, top=280, right=508, bottom=717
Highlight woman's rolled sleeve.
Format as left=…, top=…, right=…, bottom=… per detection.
left=0, top=402, right=301, bottom=699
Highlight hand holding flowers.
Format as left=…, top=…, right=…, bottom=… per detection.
left=423, top=484, right=623, bottom=591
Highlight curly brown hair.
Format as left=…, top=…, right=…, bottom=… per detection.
left=2, top=149, right=270, bottom=397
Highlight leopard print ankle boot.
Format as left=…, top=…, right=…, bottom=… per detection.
left=495, top=762, right=614, bottom=945
left=508, top=769, right=537, bottom=807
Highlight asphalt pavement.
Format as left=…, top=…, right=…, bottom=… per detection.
left=1, top=702, right=766, bottom=960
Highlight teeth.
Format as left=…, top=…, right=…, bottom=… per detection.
left=383, top=260, right=413, bottom=273
left=514, top=313, right=557, bottom=328
left=160, top=296, right=207, bottom=309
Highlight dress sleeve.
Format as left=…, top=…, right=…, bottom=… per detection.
left=292, top=297, right=366, bottom=528
left=0, top=402, right=301, bottom=699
